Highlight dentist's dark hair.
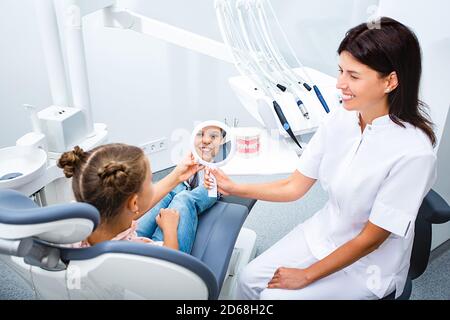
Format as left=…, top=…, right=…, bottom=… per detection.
left=58, top=144, right=148, bottom=223
left=338, top=17, right=436, bottom=147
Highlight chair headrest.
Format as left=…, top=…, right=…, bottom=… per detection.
left=0, top=189, right=100, bottom=244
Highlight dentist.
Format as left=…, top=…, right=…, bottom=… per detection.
left=205, top=17, right=437, bottom=300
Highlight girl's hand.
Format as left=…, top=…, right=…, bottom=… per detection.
left=173, top=152, right=204, bottom=183
left=204, top=168, right=236, bottom=196
left=156, top=208, right=180, bottom=232
left=267, top=267, right=313, bottom=290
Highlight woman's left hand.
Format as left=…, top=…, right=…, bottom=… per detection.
left=173, top=152, right=204, bottom=182
left=267, top=267, right=313, bottom=290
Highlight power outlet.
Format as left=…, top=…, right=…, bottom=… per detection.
left=141, top=138, right=168, bottom=154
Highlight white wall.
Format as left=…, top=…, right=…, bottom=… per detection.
left=269, top=0, right=379, bottom=75
left=0, top=1, right=53, bottom=147
left=379, top=0, right=450, bottom=149
left=0, top=0, right=256, bottom=172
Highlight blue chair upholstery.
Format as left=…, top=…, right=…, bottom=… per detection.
left=0, top=189, right=99, bottom=227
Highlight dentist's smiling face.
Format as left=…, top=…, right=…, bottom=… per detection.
left=194, top=126, right=224, bottom=163
left=336, top=51, right=391, bottom=113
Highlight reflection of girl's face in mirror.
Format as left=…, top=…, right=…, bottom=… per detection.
left=194, top=126, right=225, bottom=163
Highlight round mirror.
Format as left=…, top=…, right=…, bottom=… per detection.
left=190, top=121, right=235, bottom=168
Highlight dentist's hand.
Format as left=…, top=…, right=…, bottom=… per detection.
left=173, top=152, right=204, bottom=183
left=267, top=267, right=313, bottom=290
left=204, top=168, right=236, bottom=196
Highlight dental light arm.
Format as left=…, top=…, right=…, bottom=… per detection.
left=103, top=6, right=234, bottom=63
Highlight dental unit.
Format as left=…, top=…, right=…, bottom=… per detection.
left=216, top=0, right=303, bottom=150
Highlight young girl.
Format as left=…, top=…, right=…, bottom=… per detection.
left=136, top=125, right=227, bottom=253
left=58, top=143, right=203, bottom=250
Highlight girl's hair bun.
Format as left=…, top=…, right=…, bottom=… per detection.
left=97, top=162, right=128, bottom=190
left=57, top=146, right=87, bottom=178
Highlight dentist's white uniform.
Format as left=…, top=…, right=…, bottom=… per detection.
left=237, top=106, right=437, bottom=300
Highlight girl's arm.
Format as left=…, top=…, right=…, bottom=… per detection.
left=149, top=170, right=182, bottom=209
left=156, top=208, right=180, bottom=250
left=148, top=153, right=203, bottom=210
left=268, top=222, right=391, bottom=289
left=205, top=168, right=317, bottom=202
left=161, top=229, right=178, bottom=250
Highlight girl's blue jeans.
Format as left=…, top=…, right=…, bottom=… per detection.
left=136, top=183, right=217, bottom=253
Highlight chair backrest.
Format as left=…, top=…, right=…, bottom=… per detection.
left=409, top=189, right=450, bottom=280
left=60, top=242, right=218, bottom=299
left=382, top=189, right=450, bottom=300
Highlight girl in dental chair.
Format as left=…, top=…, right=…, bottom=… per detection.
left=135, top=125, right=226, bottom=253
left=58, top=143, right=213, bottom=252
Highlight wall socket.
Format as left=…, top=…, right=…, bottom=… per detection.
left=141, top=138, right=168, bottom=154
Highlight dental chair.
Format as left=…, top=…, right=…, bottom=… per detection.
left=383, top=189, right=450, bottom=300
left=0, top=189, right=257, bottom=300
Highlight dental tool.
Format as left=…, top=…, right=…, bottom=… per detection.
left=216, top=0, right=302, bottom=150
left=237, top=1, right=310, bottom=120
left=260, top=0, right=331, bottom=114
left=254, top=0, right=310, bottom=89
left=252, top=5, right=311, bottom=119
left=233, top=2, right=303, bottom=148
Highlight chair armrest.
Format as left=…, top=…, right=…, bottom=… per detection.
left=220, top=196, right=257, bottom=212
left=191, top=201, right=249, bottom=295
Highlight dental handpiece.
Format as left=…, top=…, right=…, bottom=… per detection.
left=314, top=85, right=330, bottom=114
left=276, top=84, right=310, bottom=120
left=255, top=0, right=330, bottom=114
left=273, top=101, right=302, bottom=150
left=297, top=100, right=309, bottom=120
